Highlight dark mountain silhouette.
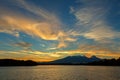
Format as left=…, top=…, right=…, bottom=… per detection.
left=49, top=55, right=101, bottom=64
left=0, top=57, right=120, bottom=66
left=0, top=59, right=38, bottom=66
left=87, top=58, right=120, bottom=66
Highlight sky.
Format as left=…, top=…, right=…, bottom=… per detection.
left=0, top=0, right=120, bottom=62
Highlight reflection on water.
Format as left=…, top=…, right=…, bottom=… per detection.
left=0, top=66, right=120, bottom=80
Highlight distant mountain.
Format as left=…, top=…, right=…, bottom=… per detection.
left=88, top=58, right=120, bottom=66
left=50, top=55, right=101, bottom=64
left=0, top=57, right=120, bottom=66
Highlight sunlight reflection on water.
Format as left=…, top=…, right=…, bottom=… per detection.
left=0, top=66, right=120, bottom=80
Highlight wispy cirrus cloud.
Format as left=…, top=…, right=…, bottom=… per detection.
left=14, top=41, right=32, bottom=50
left=0, top=43, right=120, bottom=61
left=56, top=43, right=120, bottom=59
left=0, top=0, right=76, bottom=49
left=71, top=0, right=120, bottom=43
left=0, top=0, right=61, bottom=40
left=62, top=0, right=120, bottom=58
left=0, top=50, right=64, bottom=61
left=0, top=0, right=119, bottom=60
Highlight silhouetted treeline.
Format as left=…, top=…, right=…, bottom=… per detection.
left=87, top=58, right=120, bottom=66
left=0, top=59, right=38, bottom=66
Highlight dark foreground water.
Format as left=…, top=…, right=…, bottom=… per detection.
left=0, top=65, right=120, bottom=80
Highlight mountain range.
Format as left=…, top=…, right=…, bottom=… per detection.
left=50, top=55, right=101, bottom=64
left=0, top=56, right=120, bottom=66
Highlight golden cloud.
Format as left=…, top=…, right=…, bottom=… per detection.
left=0, top=0, right=77, bottom=48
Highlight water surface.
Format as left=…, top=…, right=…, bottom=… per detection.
left=0, top=66, right=120, bottom=80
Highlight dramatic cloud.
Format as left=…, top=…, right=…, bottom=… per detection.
left=0, top=0, right=76, bottom=48
left=0, top=0, right=119, bottom=61
left=71, top=0, right=120, bottom=42
left=0, top=0, right=61, bottom=40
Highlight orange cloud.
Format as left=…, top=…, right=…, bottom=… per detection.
left=0, top=0, right=77, bottom=48
left=1, top=16, right=60, bottom=40
left=0, top=50, right=63, bottom=62
left=0, top=46, right=120, bottom=62
left=0, top=15, right=76, bottom=49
